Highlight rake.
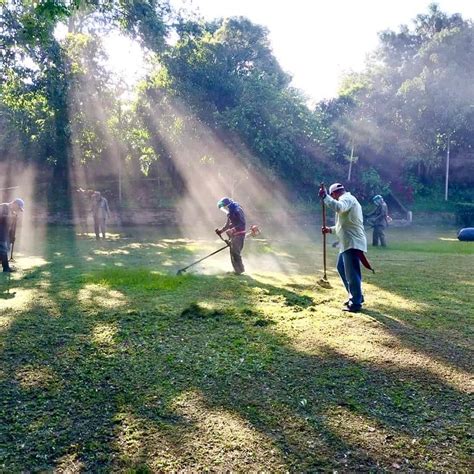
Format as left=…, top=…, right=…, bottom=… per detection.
left=317, top=183, right=332, bottom=289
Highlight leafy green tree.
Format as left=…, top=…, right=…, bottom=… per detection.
left=135, top=16, right=340, bottom=199
left=0, top=0, right=173, bottom=199
left=338, top=3, right=474, bottom=202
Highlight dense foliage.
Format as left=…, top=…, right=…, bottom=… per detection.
left=335, top=4, right=474, bottom=202
left=0, top=1, right=472, bottom=207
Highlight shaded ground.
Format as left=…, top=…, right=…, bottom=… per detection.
left=0, top=225, right=473, bottom=471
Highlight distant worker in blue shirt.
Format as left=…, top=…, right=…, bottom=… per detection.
left=215, top=197, right=246, bottom=274
left=366, top=194, right=390, bottom=247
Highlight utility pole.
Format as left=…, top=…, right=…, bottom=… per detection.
left=347, top=142, right=355, bottom=181
left=117, top=101, right=123, bottom=206
left=346, top=140, right=358, bottom=182
left=444, top=136, right=450, bottom=201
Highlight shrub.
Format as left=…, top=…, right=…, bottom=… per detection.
left=455, top=202, right=474, bottom=227
left=357, top=167, right=391, bottom=201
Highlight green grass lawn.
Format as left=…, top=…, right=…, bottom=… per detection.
left=1, top=225, right=473, bottom=471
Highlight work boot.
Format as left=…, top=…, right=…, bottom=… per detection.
left=1, top=253, right=11, bottom=272
left=3, top=267, right=16, bottom=273
left=342, top=304, right=361, bottom=313
left=344, top=297, right=364, bottom=307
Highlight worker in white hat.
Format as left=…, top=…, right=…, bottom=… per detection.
left=319, top=183, right=368, bottom=312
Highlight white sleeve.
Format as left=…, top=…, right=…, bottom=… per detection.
left=323, top=194, right=353, bottom=213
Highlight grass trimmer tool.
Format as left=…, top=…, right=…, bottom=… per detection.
left=317, top=183, right=332, bottom=289
left=176, top=225, right=261, bottom=275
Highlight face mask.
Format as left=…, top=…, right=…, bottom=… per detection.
left=220, top=206, right=229, bottom=215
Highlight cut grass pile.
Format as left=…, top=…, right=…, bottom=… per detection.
left=0, top=225, right=472, bottom=471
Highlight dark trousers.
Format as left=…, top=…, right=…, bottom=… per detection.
left=337, top=249, right=364, bottom=307
left=1, top=245, right=10, bottom=271
left=93, top=216, right=107, bottom=239
left=1, top=252, right=10, bottom=271
left=230, top=234, right=245, bottom=274
left=372, top=226, right=386, bottom=247
left=1, top=240, right=10, bottom=271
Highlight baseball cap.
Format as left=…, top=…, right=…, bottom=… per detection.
left=13, top=198, right=25, bottom=211
left=328, top=183, right=345, bottom=194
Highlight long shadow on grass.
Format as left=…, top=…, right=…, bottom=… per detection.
left=363, top=250, right=474, bottom=373
left=0, top=274, right=16, bottom=299
left=361, top=307, right=473, bottom=373
left=1, top=265, right=471, bottom=471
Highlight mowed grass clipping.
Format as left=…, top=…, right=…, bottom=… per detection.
left=0, top=225, right=472, bottom=472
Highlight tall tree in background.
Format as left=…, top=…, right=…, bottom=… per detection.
left=1, top=2, right=472, bottom=208
left=338, top=3, right=474, bottom=202
left=0, top=0, right=172, bottom=198
left=136, top=16, right=339, bottom=198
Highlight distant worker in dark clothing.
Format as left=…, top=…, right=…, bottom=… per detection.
left=91, top=192, right=110, bottom=240
left=366, top=195, right=389, bottom=247
left=76, top=187, right=96, bottom=234
left=215, top=197, right=246, bottom=274
left=0, top=198, right=24, bottom=272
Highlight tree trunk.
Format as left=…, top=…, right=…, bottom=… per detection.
left=117, top=103, right=123, bottom=206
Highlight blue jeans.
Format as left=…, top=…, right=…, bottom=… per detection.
left=337, top=249, right=364, bottom=307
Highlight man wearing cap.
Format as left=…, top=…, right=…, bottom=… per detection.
left=319, top=183, right=367, bottom=312
left=215, top=197, right=246, bottom=274
left=366, top=195, right=389, bottom=247
left=0, top=198, right=24, bottom=272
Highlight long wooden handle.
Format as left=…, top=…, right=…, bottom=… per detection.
left=322, top=200, right=327, bottom=279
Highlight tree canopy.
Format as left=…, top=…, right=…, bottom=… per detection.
left=1, top=1, right=472, bottom=207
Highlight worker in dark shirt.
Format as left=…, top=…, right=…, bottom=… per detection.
left=91, top=191, right=110, bottom=240
left=366, top=195, right=389, bottom=247
left=215, top=197, right=246, bottom=274
left=0, top=198, right=24, bottom=272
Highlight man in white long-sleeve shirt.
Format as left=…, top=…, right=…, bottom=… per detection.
left=319, top=183, right=367, bottom=312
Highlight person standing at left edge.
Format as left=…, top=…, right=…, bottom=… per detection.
left=319, top=183, right=369, bottom=312
left=215, top=197, right=246, bottom=274
left=0, top=198, right=24, bottom=273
